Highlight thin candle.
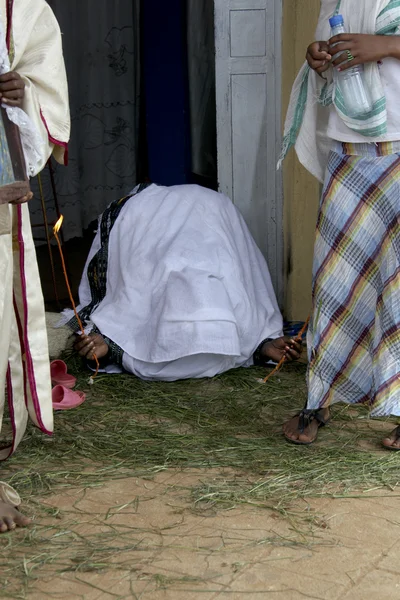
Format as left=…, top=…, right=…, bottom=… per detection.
left=53, top=215, right=99, bottom=381
left=263, top=316, right=310, bottom=384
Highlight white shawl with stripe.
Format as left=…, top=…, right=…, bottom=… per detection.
left=281, top=0, right=400, bottom=182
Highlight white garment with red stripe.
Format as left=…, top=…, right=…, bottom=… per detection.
left=0, top=0, right=70, bottom=458
left=0, top=203, right=53, bottom=460
left=9, top=0, right=70, bottom=167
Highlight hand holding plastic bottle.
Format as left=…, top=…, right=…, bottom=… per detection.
left=306, top=41, right=332, bottom=76
left=329, top=34, right=398, bottom=71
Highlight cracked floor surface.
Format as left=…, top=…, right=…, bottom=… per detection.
left=4, top=470, right=400, bottom=599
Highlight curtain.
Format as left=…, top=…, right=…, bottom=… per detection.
left=29, top=0, right=141, bottom=241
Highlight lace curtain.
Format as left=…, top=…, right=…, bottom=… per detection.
left=29, top=0, right=141, bottom=240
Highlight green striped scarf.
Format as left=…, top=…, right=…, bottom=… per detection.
left=280, top=0, right=400, bottom=164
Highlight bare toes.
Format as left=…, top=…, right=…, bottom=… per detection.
left=14, top=513, right=31, bottom=528
left=3, top=516, right=16, bottom=530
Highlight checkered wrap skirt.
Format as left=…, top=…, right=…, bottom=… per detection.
left=307, top=141, right=400, bottom=417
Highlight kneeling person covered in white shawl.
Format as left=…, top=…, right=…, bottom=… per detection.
left=70, top=184, right=301, bottom=381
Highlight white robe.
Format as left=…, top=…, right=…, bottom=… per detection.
left=77, top=185, right=283, bottom=381
left=0, top=0, right=70, bottom=458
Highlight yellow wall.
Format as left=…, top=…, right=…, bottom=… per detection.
left=282, top=0, right=321, bottom=321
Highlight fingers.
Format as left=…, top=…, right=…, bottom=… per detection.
left=0, top=80, right=24, bottom=99
left=2, top=98, right=23, bottom=108
left=0, top=72, right=25, bottom=108
left=329, top=33, right=353, bottom=47
left=283, top=338, right=303, bottom=362
left=0, top=71, right=23, bottom=83
left=0, top=519, right=7, bottom=533
left=308, top=41, right=330, bottom=60
left=74, top=335, right=95, bottom=357
left=74, top=335, right=99, bottom=360
left=0, top=80, right=25, bottom=94
left=306, top=52, right=331, bottom=74
left=285, top=347, right=301, bottom=361
left=11, top=192, right=33, bottom=205
left=74, top=334, right=89, bottom=350
left=336, top=56, right=360, bottom=72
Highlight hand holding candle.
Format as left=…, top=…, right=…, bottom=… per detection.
left=262, top=316, right=310, bottom=384
left=53, top=216, right=99, bottom=382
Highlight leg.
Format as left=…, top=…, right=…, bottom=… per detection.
left=12, top=204, right=53, bottom=436
left=282, top=145, right=400, bottom=444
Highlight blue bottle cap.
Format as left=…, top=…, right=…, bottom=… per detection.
left=329, top=14, right=344, bottom=27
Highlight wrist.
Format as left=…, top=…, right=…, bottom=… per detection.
left=386, top=36, right=400, bottom=60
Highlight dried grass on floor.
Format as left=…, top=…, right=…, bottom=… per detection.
left=1, top=356, right=400, bottom=597
left=2, top=356, right=399, bottom=506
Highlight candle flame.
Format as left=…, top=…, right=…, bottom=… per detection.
left=52, top=211, right=100, bottom=381
left=53, top=215, right=64, bottom=234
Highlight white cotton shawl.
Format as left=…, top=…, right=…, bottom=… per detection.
left=6, top=0, right=70, bottom=172
left=282, top=0, right=395, bottom=182
left=66, top=185, right=284, bottom=373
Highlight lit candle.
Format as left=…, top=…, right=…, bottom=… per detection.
left=53, top=215, right=99, bottom=382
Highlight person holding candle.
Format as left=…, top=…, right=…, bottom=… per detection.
left=0, top=0, right=70, bottom=532
left=65, top=183, right=302, bottom=381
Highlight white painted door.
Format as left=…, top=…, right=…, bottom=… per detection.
left=215, top=0, right=283, bottom=301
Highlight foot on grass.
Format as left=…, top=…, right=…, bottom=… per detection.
left=283, top=408, right=330, bottom=445
left=382, top=426, right=400, bottom=450
left=0, top=502, right=30, bottom=533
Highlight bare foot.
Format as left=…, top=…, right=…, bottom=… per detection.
left=283, top=408, right=330, bottom=444
left=74, top=333, right=109, bottom=361
left=0, top=502, right=30, bottom=533
left=261, top=336, right=303, bottom=364
left=382, top=426, right=400, bottom=450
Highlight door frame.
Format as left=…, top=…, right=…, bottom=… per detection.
left=214, top=0, right=283, bottom=305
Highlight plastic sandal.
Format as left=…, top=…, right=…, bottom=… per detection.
left=52, top=385, right=86, bottom=411
left=0, top=482, right=21, bottom=507
left=284, top=409, right=330, bottom=446
left=50, top=360, right=77, bottom=389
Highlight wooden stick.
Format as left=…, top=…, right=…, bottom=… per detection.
left=263, top=316, right=310, bottom=384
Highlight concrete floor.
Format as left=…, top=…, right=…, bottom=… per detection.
left=9, top=470, right=400, bottom=600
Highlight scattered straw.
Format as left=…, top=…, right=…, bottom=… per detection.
left=1, top=356, right=399, bottom=596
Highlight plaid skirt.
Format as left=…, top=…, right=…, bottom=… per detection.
left=307, top=141, right=400, bottom=417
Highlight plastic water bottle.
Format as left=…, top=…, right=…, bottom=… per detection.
left=329, top=14, right=373, bottom=117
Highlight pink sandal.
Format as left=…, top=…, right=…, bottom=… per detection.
left=52, top=385, right=86, bottom=411
left=50, top=360, right=77, bottom=390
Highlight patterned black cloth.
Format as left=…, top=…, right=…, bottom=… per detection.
left=67, top=183, right=151, bottom=365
